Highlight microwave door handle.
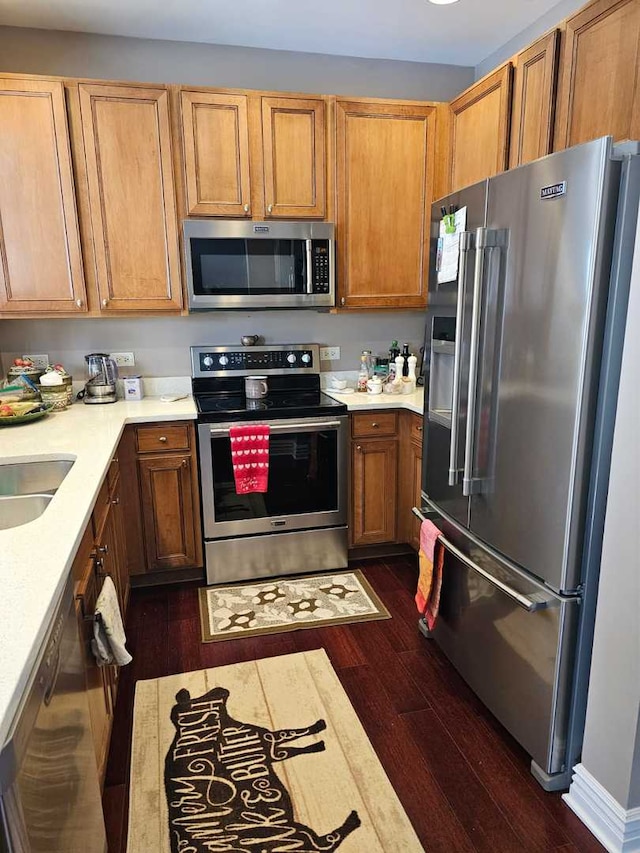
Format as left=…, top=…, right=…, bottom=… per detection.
left=305, top=239, right=313, bottom=294
left=448, top=231, right=473, bottom=486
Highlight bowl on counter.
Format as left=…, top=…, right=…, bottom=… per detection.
left=37, top=384, right=68, bottom=411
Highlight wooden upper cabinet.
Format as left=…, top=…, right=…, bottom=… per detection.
left=180, top=91, right=251, bottom=216
left=0, top=77, right=86, bottom=313
left=260, top=97, right=326, bottom=218
left=336, top=100, right=436, bottom=309
left=449, top=65, right=513, bottom=192
left=555, top=0, right=640, bottom=149
left=510, top=30, right=560, bottom=168
left=78, top=83, right=182, bottom=312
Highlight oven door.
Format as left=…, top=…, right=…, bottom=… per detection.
left=198, top=416, right=348, bottom=538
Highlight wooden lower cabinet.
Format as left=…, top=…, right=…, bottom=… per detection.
left=349, top=410, right=424, bottom=551
left=139, top=453, right=201, bottom=571
left=120, top=422, right=203, bottom=579
left=73, top=461, right=129, bottom=785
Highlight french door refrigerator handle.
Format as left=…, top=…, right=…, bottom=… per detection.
left=448, top=231, right=473, bottom=486
left=463, top=227, right=502, bottom=496
left=438, top=534, right=550, bottom=613
left=411, top=507, right=549, bottom=612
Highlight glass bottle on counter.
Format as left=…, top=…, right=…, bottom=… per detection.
left=401, top=343, right=410, bottom=377
left=357, top=353, right=369, bottom=392
left=388, top=341, right=400, bottom=380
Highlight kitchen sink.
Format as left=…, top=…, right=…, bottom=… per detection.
left=0, top=494, right=53, bottom=530
left=0, top=459, right=74, bottom=497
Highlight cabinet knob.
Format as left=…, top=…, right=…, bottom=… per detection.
left=111, top=497, right=120, bottom=505
left=371, top=422, right=379, bottom=428
left=267, top=204, right=273, bottom=214
left=341, top=297, right=345, bottom=306
left=98, top=544, right=109, bottom=555
left=182, top=458, right=188, bottom=468
left=243, top=203, right=250, bottom=213
left=356, top=445, right=362, bottom=451
left=417, top=425, right=423, bottom=432
left=158, top=436, right=168, bottom=442
left=75, top=298, right=83, bottom=308
left=101, top=298, right=108, bottom=308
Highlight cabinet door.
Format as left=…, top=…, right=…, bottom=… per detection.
left=555, top=0, right=640, bottom=149
left=336, top=100, right=436, bottom=309
left=510, top=30, right=560, bottom=168
left=261, top=97, right=326, bottom=218
left=0, top=77, right=86, bottom=313
left=79, top=83, right=182, bottom=311
left=75, top=555, right=113, bottom=784
left=180, top=91, right=251, bottom=217
left=408, top=440, right=423, bottom=552
left=450, top=65, right=513, bottom=192
left=138, top=453, right=202, bottom=571
left=350, top=439, right=398, bottom=546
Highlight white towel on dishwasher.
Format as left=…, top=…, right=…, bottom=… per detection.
left=91, top=576, right=132, bottom=667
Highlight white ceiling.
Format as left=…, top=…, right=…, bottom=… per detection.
left=0, top=0, right=567, bottom=66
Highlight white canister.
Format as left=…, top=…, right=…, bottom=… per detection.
left=123, top=376, right=144, bottom=401
left=366, top=377, right=383, bottom=395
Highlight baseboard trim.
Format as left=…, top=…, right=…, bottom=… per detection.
left=563, top=764, right=640, bottom=852
left=348, top=543, right=415, bottom=561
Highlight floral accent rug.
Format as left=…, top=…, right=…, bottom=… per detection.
left=198, top=570, right=391, bottom=642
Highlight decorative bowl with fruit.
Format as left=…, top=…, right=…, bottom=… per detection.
left=0, top=401, right=51, bottom=426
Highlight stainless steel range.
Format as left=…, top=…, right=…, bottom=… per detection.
left=191, top=344, right=349, bottom=585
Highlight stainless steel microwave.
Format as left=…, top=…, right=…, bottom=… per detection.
left=183, top=220, right=335, bottom=310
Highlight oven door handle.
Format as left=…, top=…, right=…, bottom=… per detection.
left=207, top=420, right=342, bottom=437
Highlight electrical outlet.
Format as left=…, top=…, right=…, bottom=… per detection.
left=23, top=354, right=49, bottom=370
left=111, top=352, right=136, bottom=368
left=320, top=346, right=341, bottom=361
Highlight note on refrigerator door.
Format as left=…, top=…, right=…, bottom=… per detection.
left=436, top=207, right=467, bottom=284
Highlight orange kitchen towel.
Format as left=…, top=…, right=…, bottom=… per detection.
left=230, top=424, right=270, bottom=494
left=415, top=520, right=445, bottom=631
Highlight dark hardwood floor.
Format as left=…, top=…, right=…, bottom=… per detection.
left=103, top=557, right=603, bottom=852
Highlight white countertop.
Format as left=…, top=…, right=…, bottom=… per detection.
left=324, top=387, right=425, bottom=415
left=0, top=396, right=196, bottom=745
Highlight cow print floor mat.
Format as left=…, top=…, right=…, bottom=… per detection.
left=198, top=570, right=390, bottom=642
left=127, top=650, right=423, bottom=852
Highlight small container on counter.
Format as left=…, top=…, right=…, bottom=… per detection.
left=123, top=375, right=144, bottom=401
left=37, top=384, right=68, bottom=411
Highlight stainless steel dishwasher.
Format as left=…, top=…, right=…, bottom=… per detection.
left=0, top=575, right=106, bottom=852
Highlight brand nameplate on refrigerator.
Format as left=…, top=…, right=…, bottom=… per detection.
left=253, top=226, right=270, bottom=233
left=540, top=181, right=567, bottom=200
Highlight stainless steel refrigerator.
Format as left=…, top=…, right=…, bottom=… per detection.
left=417, top=136, right=640, bottom=791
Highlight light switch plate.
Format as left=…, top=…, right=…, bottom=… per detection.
left=320, top=346, right=341, bottom=361
left=23, top=354, right=49, bottom=369
left=111, top=352, right=136, bottom=367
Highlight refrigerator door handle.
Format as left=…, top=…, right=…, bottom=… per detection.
left=463, top=227, right=501, bottom=496
left=438, top=534, right=551, bottom=613
left=449, top=231, right=474, bottom=486
left=412, top=507, right=551, bottom=612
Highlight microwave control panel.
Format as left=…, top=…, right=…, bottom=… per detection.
left=311, top=241, right=331, bottom=294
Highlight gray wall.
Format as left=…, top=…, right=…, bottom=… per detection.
left=0, top=312, right=427, bottom=379
left=475, top=0, right=586, bottom=80
left=0, top=25, right=473, bottom=101
left=578, top=203, right=640, bottom=810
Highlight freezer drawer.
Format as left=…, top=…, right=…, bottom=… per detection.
left=430, top=520, right=579, bottom=776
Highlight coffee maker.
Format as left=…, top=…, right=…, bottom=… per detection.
left=82, top=353, right=118, bottom=404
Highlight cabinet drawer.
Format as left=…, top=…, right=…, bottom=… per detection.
left=136, top=424, right=192, bottom=453
left=409, top=415, right=424, bottom=445
left=352, top=412, right=398, bottom=438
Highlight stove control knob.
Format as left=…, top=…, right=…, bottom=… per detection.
left=287, top=353, right=297, bottom=364
left=203, top=356, right=214, bottom=367
left=218, top=355, right=229, bottom=366
left=301, top=353, right=311, bottom=364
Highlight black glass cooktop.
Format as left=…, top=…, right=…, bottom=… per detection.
left=195, top=390, right=347, bottom=423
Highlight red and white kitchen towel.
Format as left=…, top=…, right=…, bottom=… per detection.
left=230, top=424, right=270, bottom=494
